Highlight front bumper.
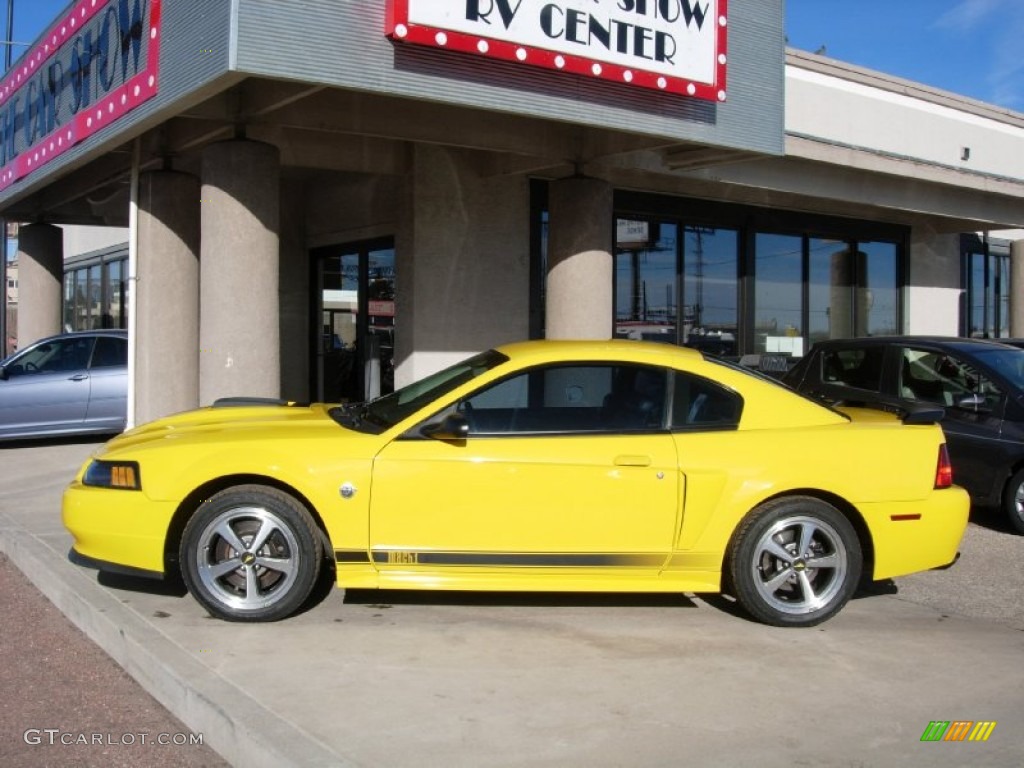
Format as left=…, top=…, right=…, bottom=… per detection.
left=62, top=481, right=176, bottom=575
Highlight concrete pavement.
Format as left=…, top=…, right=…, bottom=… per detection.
left=1, top=438, right=1022, bottom=767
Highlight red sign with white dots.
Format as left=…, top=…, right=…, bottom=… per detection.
left=387, top=0, right=728, bottom=102
left=0, top=0, right=162, bottom=192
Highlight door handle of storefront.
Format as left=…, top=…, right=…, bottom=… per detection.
left=614, top=455, right=651, bottom=467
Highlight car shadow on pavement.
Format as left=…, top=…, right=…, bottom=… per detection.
left=97, top=569, right=189, bottom=598
left=0, top=435, right=112, bottom=450
left=968, top=504, right=1018, bottom=535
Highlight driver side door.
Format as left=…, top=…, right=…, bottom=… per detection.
left=369, top=363, right=681, bottom=583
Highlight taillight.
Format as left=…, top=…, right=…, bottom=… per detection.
left=935, top=444, right=954, bottom=489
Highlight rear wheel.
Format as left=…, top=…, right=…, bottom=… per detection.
left=1001, top=469, right=1024, bottom=534
left=180, top=485, right=322, bottom=621
left=729, top=497, right=862, bottom=627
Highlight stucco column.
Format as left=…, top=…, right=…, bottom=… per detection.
left=15, top=223, right=63, bottom=345
left=200, top=140, right=281, bottom=404
left=1012, top=240, right=1024, bottom=337
left=545, top=177, right=613, bottom=339
left=135, top=170, right=200, bottom=423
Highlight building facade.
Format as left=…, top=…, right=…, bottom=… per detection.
left=0, top=0, right=1022, bottom=426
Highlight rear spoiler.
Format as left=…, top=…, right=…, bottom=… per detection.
left=818, top=390, right=945, bottom=425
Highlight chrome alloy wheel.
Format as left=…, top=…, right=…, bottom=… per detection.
left=194, top=505, right=302, bottom=612
left=749, top=515, right=849, bottom=616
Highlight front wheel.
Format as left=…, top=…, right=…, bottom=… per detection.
left=728, top=497, right=862, bottom=627
left=180, top=485, right=323, bottom=621
left=1001, top=469, right=1024, bottom=534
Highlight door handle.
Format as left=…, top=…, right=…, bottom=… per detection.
left=69, top=374, right=89, bottom=381
left=614, top=455, right=651, bottom=467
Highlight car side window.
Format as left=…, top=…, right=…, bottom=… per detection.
left=4, top=337, right=94, bottom=376
left=90, top=337, right=127, bottom=369
left=671, top=373, right=742, bottom=430
left=458, top=364, right=666, bottom=434
left=820, top=348, right=884, bottom=392
left=900, top=348, right=1002, bottom=410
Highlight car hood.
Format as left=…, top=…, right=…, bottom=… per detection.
left=106, top=402, right=346, bottom=451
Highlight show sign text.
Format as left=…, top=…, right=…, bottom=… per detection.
left=387, top=0, right=728, bottom=100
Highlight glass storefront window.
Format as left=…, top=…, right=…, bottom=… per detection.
left=62, top=257, right=129, bottom=332
left=614, top=219, right=678, bottom=343
left=860, top=241, right=899, bottom=337
left=683, top=226, right=738, bottom=356
left=63, top=273, right=75, bottom=331
left=73, top=270, right=88, bottom=329
left=87, top=265, right=102, bottom=329
left=964, top=247, right=1009, bottom=338
left=754, top=233, right=803, bottom=356
left=106, top=260, right=124, bottom=329
left=809, top=238, right=851, bottom=344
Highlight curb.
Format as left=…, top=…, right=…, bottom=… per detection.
left=0, top=510, right=354, bottom=768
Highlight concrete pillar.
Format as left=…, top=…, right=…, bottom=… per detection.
left=16, top=223, right=63, bottom=345
left=1011, top=240, right=1024, bottom=337
left=906, top=226, right=961, bottom=335
left=135, top=170, right=200, bottom=423
left=200, top=140, right=281, bottom=404
left=395, top=145, right=530, bottom=385
left=545, top=177, right=612, bottom=339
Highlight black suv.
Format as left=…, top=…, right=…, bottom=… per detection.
left=783, top=337, right=1024, bottom=533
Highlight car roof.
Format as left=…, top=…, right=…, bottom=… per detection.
left=494, top=338, right=705, bottom=366
left=807, top=336, right=1022, bottom=353
left=32, top=329, right=127, bottom=342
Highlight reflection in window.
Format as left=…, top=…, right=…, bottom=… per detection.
left=684, top=227, right=738, bottom=357
left=614, top=220, right=677, bottom=343
left=754, top=234, right=803, bottom=356
left=861, top=241, right=898, bottom=336
left=809, top=238, right=852, bottom=344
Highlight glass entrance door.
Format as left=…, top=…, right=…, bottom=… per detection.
left=314, top=239, right=395, bottom=403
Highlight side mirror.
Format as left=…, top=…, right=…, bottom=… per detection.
left=954, top=393, right=990, bottom=414
left=421, top=412, right=470, bottom=441
left=0, top=366, right=6, bottom=381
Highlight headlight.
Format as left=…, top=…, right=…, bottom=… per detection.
left=82, top=460, right=141, bottom=490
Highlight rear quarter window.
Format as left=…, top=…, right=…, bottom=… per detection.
left=820, top=347, right=885, bottom=392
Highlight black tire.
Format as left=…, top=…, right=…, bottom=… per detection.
left=728, top=496, right=862, bottom=627
left=1001, top=469, right=1024, bottom=534
left=180, top=485, right=323, bottom=622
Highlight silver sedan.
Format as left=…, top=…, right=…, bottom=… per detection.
left=0, top=330, right=127, bottom=440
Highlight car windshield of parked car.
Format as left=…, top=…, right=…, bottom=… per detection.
left=330, top=349, right=509, bottom=433
left=971, top=347, right=1024, bottom=388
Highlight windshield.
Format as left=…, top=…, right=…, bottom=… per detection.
left=972, top=347, right=1024, bottom=386
left=330, top=349, right=509, bottom=433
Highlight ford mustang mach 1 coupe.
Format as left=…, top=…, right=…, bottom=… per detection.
left=63, top=340, right=968, bottom=627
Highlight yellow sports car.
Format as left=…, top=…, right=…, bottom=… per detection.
left=63, top=340, right=968, bottom=627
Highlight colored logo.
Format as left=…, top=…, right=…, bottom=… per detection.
left=920, top=721, right=997, bottom=742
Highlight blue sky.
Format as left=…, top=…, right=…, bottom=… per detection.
left=785, top=0, right=1023, bottom=111
left=4, top=0, right=1022, bottom=111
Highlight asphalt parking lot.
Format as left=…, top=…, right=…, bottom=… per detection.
left=1, top=438, right=1022, bottom=767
